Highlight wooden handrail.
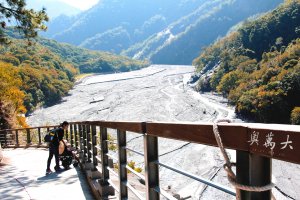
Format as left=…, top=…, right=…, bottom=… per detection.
left=147, top=122, right=300, bottom=164
left=0, top=125, right=57, bottom=132
left=1, top=120, right=300, bottom=200
left=1, top=121, right=299, bottom=164
left=70, top=121, right=145, bottom=133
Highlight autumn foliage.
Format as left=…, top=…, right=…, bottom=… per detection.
left=0, top=1, right=148, bottom=130
left=0, top=39, right=77, bottom=129
left=193, top=0, right=300, bottom=123
left=0, top=62, right=26, bottom=129
left=291, top=107, right=300, bottom=124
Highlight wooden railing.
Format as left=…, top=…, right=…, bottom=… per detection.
left=0, top=121, right=299, bottom=200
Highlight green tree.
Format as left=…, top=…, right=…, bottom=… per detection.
left=217, top=71, right=245, bottom=96
left=0, top=0, right=48, bottom=43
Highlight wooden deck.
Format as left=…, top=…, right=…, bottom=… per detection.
left=0, top=148, right=95, bottom=200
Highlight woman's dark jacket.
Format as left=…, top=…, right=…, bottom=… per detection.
left=50, top=127, right=64, bottom=147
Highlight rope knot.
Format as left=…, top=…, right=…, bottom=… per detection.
left=213, top=118, right=275, bottom=198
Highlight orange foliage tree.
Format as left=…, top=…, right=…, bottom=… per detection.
left=0, top=62, right=27, bottom=129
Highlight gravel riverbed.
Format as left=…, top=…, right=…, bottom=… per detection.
left=27, top=65, right=299, bottom=200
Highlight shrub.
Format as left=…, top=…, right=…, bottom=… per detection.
left=128, top=160, right=143, bottom=173
left=291, top=107, right=300, bottom=125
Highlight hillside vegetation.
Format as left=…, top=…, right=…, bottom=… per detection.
left=123, top=0, right=282, bottom=65
left=44, top=0, right=282, bottom=64
left=193, top=0, right=300, bottom=124
left=0, top=39, right=75, bottom=129
left=45, top=0, right=206, bottom=51
left=37, top=38, right=149, bottom=73
left=0, top=31, right=148, bottom=129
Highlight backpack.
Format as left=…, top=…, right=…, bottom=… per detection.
left=44, top=128, right=58, bottom=143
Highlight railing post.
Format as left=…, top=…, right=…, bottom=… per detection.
left=9, top=130, right=12, bottom=145
left=78, top=124, right=83, bottom=159
left=144, top=134, right=159, bottom=200
left=250, top=155, right=272, bottom=200
left=87, top=125, right=91, bottom=162
left=70, top=124, right=74, bottom=147
left=74, top=124, right=78, bottom=149
left=15, top=130, right=19, bottom=146
left=83, top=124, right=87, bottom=162
left=91, top=125, right=97, bottom=169
left=117, top=129, right=128, bottom=199
left=0, top=131, right=3, bottom=147
left=98, top=126, right=115, bottom=197
left=100, top=127, right=110, bottom=184
left=236, top=150, right=250, bottom=199
left=65, top=129, right=69, bottom=141
left=236, top=150, right=272, bottom=200
left=26, top=129, right=31, bottom=145
left=38, top=128, right=41, bottom=145
left=4, top=130, right=7, bottom=147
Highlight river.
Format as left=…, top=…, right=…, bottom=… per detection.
left=27, top=65, right=298, bottom=200
left=28, top=65, right=237, bottom=125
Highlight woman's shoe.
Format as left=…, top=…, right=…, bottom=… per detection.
left=54, top=166, right=62, bottom=172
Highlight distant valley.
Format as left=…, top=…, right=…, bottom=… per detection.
left=43, top=0, right=283, bottom=64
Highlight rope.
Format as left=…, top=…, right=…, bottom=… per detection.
left=15, top=177, right=32, bottom=200
left=274, top=186, right=296, bottom=200
left=0, top=169, right=32, bottom=200
left=213, top=119, right=275, bottom=199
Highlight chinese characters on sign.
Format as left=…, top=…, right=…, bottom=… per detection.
left=263, top=132, right=275, bottom=151
left=280, top=135, right=293, bottom=150
left=248, top=131, right=293, bottom=153
left=248, top=131, right=259, bottom=145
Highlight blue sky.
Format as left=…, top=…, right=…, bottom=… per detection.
left=27, top=0, right=100, bottom=11
left=26, top=0, right=101, bottom=18
left=57, top=0, right=99, bottom=10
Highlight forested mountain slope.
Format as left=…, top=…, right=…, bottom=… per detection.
left=36, top=38, right=148, bottom=73
left=193, top=0, right=300, bottom=124
left=0, top=39, right=75, bottom=129
left=0, top=30, right=148, bottom=129
left=122, top=0, right=282, bottom=64
left=44, top=0, right=282, bottom=64
left=44, top=0, right=207, bottom=53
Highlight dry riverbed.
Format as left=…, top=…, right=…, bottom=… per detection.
left=27, top=65, right=299, bottom=200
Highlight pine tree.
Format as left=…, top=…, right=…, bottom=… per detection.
left=0, top=0, right=48, bottom=44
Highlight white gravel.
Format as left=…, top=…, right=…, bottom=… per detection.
left=27, top=65, right=299, bottom=200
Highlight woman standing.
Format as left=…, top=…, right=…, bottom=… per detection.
left=46, top=121, right=69, bottom=174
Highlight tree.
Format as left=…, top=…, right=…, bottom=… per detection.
left=291, top=107, right=300, bottom=124
left=0, top=61, right=26, bottom=129
left=0, top=0, right=48, bottom=43
left=217, top=71, right=245, bottom=96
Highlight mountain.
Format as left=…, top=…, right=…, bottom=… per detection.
left=192, top=0, right=300, bottom=124
left=35, top=37, right=149, bottom=73
left=0, top=36, right=75, bottom=128
left=123, top=0, right=283, bottom=65
left=26, top=0, right=81, bottom=20
left=0, top=28, right=148, bottom=129
left=6, top=28, right=148, bottom=73
left=43, top=0, right=283, bottom=64
left=43, top=0, right=209, bottom=51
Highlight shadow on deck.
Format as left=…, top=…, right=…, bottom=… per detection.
left=0, top=148, right=95, bottom=200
